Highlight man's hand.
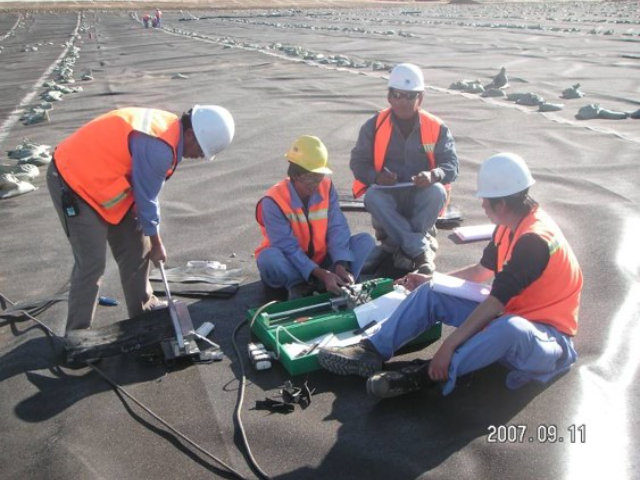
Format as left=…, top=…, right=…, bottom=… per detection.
left=313, top=268, right=348, bottom=295
left=334, top=263, right=355, bottom=285
left=394, top=272, right=431, bottom=292
left=428, top=343, right=455, bottom=381
left=411, top=170, right=435, bottom=188
left=149, top=235, right=167, bottom=267
left=375, top=169, right=398, bottom=186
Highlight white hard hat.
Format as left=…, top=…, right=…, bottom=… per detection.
left=475, top=153, right=536, bottom=198
left=191, top=105, right=235, bottom=161
left=388, top=63, right=425, bottom=92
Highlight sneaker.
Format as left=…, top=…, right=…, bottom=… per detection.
left=366, top=360, right=435, bottom=399
left=317, top=341, right=384, bottom=377
left=412, top=251, right=435, bottom=275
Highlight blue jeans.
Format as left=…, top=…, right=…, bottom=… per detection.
left=257, top=233, right=375, bottom=290
left=369, top=283, right=577, bottom=395
left=364, top=183, right=446, bottom=258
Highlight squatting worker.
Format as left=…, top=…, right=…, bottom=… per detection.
left=350, top=63, right=458, bottom=274
left=255, top=135, right=375, bottom=300
left=319, top=153, right=583, bottom=399
left=47, top=106, right=235, bottom=335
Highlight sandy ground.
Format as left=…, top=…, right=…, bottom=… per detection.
left=0, top=0, right=409, bottom=13
left=1, top=3, right=639, bottom=480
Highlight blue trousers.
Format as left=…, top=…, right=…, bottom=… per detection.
left=369, top=283, right=577, bottom=395
left=364, top=183, right=446, bottom=258
left=257, top=233, right=375, bottom=290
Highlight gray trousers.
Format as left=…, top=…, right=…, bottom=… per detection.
left=364, top=183, right=446, bottom=259
left=47, top=162, right=159, bottom=332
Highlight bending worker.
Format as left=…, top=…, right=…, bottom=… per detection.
left=350, top=63, right=458, bottom=274
left=47, top=106, right=234, bottom=337
left=255, top=135, right=375, bottom=300
left=319, top=153, right=583, bottom=399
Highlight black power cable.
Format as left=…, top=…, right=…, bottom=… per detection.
left=230, top=301, right=278, bottom=480
left=0, top=292, right=250, bottom=480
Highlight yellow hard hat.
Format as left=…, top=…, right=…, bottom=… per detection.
left=285, top=135, right=332, bottom=174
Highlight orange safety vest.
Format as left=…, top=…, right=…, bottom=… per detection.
left=352, top=108, right=450, bottom=200
left=494, top=206, right=583, bottom=336
left=54, top=108, right=181, bottom=225
left=255, top=177, right=332, bottom=264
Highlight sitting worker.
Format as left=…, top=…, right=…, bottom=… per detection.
left=255, top=135, right=375, bottom=299
left=318, top=153, right=583, bottom=399
left=350, top=63, right=458, bottom=274
left=47, top=105, right=235, bottom=339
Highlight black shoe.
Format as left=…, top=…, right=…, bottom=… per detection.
left=412, top=251, right=435, bottom=275
left=317, top=341, right=384, bottom=378
left=366, top=360, right=435, bottom=399
left=287, top=282, right=316, bottom=301
left=392, top=249, right=415, bottom=271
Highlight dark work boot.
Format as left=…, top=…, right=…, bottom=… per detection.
left=317, top=340, right=384, bottom=378
left=366, top=360, right=436, bottom=399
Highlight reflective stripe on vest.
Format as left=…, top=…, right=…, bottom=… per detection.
left=255, top=177, right=332, bottom=264
left=351, top=108, right=444, bottom=198
left=54, top=108, right=180, bottom=225
left=494, top=206, right=583, bottom=336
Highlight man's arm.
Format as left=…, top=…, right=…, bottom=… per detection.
left=260, top=197, right=318, bottom=280
left=429, top=295, right=505, bottom=381
left=326, top=184, right=355, bottom=266
left=432, top=124, right=458, bottom=185
left=448, top=262, right=495, bottom=283
left=349, top=117, right=379, bottom=186
left=130, top=133, right=174, bottom=265
left=429, top=233, right=550, bottom=380
left=395, top=262, right=494, bottom=291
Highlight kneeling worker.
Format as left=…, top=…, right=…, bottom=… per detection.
left=48, top=105, right=235, bottom=337
left=318, top=153, right=583, bottom=399
left=255, top=135, right=375, bottom=299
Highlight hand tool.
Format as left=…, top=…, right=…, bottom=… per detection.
left=159, top=261, right=185, bottom=352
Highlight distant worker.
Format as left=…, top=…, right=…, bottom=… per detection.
left=350, top=63, right=458, bottom=274
left=153, top=9, right=162, bottom=28
left=319, top=153, right=583, bottom=399
left=47, top=106, right=235, bottom=338
left=142, top=13, right=150, bottom=28
left=255, top=135, right=375, bottom=299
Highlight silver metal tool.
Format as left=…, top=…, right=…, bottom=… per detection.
left=264, top=294, right=354, bottom=326
left=158, top=261, right=185, bottom=351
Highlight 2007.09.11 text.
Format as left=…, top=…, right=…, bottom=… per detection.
left=486, top=424, right=586, bottom=443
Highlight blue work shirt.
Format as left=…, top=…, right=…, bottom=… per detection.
left=129, top=129, right=183, bottom=236
left=350, top=111, right=458, bottom=186
left=260, top=179, right=355, bottom=280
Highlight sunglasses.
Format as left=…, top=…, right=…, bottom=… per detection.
left=389, top=90, right=421, bottom=100
left=299, top=173, right=324, bottom=186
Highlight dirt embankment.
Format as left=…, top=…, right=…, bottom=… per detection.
left=0, top=0, right=437, bottom=13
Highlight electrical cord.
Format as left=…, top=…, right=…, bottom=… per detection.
left=231, top=301, right=277, bottom=480
left=0, top=292, right=250, bottom=480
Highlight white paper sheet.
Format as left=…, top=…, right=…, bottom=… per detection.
left=431, top=272, right=491, bottom=303
left=452, top=224, right=495, bottom=242
left=353, top=290, right=408, bottom=328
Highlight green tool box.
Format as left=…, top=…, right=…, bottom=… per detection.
left=248, top=278, right=442, bottom=376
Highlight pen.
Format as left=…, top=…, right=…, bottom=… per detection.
left=383, top=166, right=395, bottom=175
